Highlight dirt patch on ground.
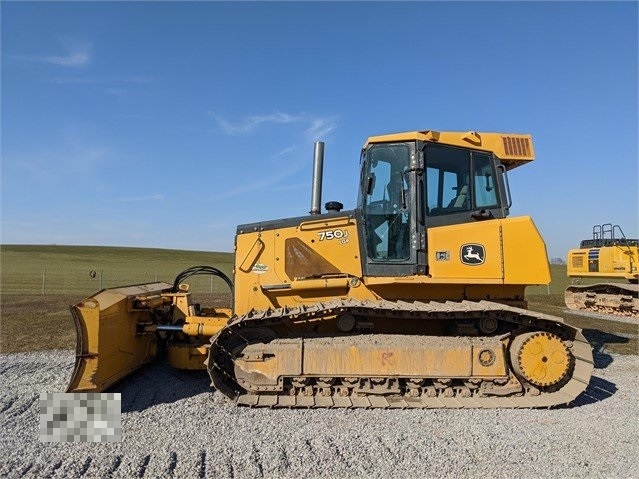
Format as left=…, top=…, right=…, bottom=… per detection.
left=1, top=294, right=81, bottom=353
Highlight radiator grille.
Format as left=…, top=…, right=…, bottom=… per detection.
left=502, top=136, right=531, bottom=157
left=571, top=255, right=584, bottom=269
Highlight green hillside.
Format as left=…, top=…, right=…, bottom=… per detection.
left=0, top=245, right=234, bottom=294
left=0, top=245, right=620, bottom=296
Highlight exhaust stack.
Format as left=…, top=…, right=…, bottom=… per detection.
left=310, top=141, right=324, bottom=215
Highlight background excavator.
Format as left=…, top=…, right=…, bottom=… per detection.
left=67, top=130, right=593, bottom=408
left=566, top=223, right=638, bottom=317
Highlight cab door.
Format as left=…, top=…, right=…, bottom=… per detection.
left=422, top=143, right=506, bottom=229
left=419, top=142, right=509, bottom=279
left=360, top=141, right=418, bottom=276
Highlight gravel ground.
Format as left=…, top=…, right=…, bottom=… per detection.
left=1, top=348, right=637, bottom=479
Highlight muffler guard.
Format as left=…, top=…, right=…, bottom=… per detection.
left=66, top=282, right=173, bottom=393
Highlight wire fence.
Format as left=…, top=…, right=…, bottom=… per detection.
left=3, top=267, right=234, bottom=296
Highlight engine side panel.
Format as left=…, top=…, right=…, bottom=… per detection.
left=234, top=214, right=366, bottom=316
left=427, top=216, right=550, bottom=285
left=234, top=215, right=551, bottom=315
left=567, top=244, right=639, bottom=281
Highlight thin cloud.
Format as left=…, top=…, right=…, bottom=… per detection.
left=270, top=183, right=307, bottom=193
left=208, top=112, right=337, bottom=199
left=276, top=146, right=296, bottom=157
left=11, top=146, right=109, bottom=180
left=48, top=76, right=155, bottom=85
left=218, top=161, right=307, bottom=199
left=211, top=111, right=338, bottom=140
left=114, top=194, right=165, bottom=203
left=305, top=117, right=337, bottom=140
left=210, top=111, right=300, bottom=135
left=43, top=51, right=90, bottom=67
left=24, top=39, right=93, bottom=67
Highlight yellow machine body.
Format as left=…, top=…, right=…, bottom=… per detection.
left=567, top=244, right=638, bottom=282
left=233, top=215, right=550, bottom=315
left=67, top=129, right=593, bottom=409
left=565, top=223, right=638, bottom=317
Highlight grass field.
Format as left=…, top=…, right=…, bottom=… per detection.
left=1, top=244, right=234, bottom=294
left=0, top=245, right=636, bottom=355
left=0, top=245, right=234, bottom=353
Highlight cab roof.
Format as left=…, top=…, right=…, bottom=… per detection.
left=364, top=130, right=535, bottom=170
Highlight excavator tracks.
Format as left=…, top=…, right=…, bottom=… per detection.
left=565, top=283, right=639, bottom=318
left=207, top=299, right=593, bottom=409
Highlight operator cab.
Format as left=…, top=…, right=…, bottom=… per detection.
left=357, top=130, right=525, bottom=276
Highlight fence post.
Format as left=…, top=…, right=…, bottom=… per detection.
left=42, top=269, right=46, bottom=295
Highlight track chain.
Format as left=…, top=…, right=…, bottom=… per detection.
left=207, top=299, right=593, bottom=408
left=565, top=283, right=639, bottom=318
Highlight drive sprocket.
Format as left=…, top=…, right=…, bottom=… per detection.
left=510, top=332, right=572, bottom=387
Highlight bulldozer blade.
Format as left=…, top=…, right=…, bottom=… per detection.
left=66, top=282, right=173, bottom=393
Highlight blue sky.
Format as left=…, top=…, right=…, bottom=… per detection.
left=1, top=1, right=637, bottom=258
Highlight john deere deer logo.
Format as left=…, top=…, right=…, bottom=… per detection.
left=460, top=244, right=485, bottom=265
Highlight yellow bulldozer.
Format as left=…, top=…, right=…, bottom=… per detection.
left=67, top=130, right=593, bottom=408
left=565, top=223, right=638, bottom=317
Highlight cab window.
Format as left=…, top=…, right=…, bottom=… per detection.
left=473, top=153, right=498, bottom=208
left=363, top=143, right=411, bottom=261
left=425, top=144, right=500, bottom=216
left=426, top=144, right=471, bottom=216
